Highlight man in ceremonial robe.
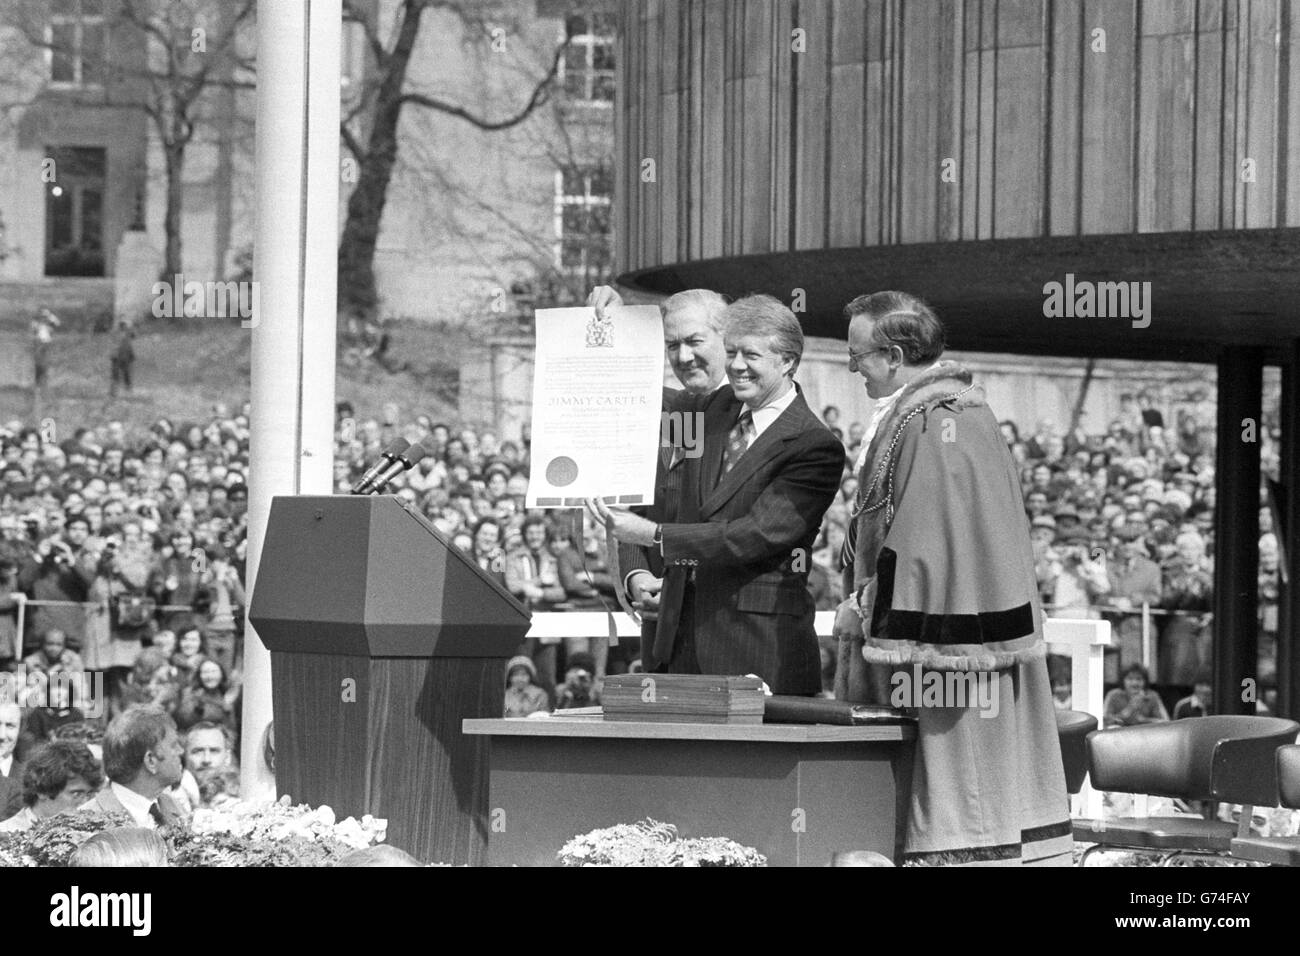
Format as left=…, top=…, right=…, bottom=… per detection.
left=834, top=291, right=1070, bottom=866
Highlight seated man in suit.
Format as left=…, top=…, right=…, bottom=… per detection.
left=592, top=295, right=844, bottom=695
left=80, top=704, right=188, bottom=829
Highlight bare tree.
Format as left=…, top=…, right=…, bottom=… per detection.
left=337, top=0, right=569, bottom=323
left=0, top=0, right=256, bottom=286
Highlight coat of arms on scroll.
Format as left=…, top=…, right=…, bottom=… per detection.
left=585, top=312, right=614, bottom=348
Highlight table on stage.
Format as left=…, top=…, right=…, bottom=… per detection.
left=462, top=716, right=916, bottom=866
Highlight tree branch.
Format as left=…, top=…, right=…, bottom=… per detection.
left=397, top=36, right=568, bottom=131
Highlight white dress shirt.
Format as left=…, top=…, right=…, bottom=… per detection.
left=853, top=362, right=943, bottom=473
left=745, top=381, right=799, bottom=441
left=110, top=781, right=160, bottom=829
left=0, top=755, right=12, bottom=778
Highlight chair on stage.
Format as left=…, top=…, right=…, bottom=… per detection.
left=1229, top=745, right=1300, bottom=866
left=1056, top=709, right=1097, bottom=796
left=1073, top=715, right=1299, bottom=866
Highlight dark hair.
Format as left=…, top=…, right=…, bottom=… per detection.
left=192, top=657, right=229, bottom=693
left=195, top=767, right=240, bottom=806
left=843, top=291, right=946, bottom=365
left=521, top=515, right=549, bottom=539
left=65, top=514, right=91, bottom=533
left=21, top=741, right=104, bottom=807
left=102, top=705, right=176, bottom=784
left=1120, top=663, right=1152, bottom=688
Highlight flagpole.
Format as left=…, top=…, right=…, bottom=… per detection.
left=244, top=0, right=341, bottom=800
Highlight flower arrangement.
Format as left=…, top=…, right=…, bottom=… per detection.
left=558, top=819, right=766, bottom=867
left=0, top=797, right=390, bottom=867
left=0, top=811, right=134, bottom=867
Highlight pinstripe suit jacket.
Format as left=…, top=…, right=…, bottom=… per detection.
left=619, top=385, right=738, bottom=671
left=657, top=386, right=844, bottom=694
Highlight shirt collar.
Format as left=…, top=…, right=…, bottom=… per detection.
left=0, top=755, right=12, bottom=777
left=110, top=780, right=159, bottom=828
left=747, top=382, right=798, bottom=435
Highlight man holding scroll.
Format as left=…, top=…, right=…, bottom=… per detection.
left=590, top=295, right=843, bottom=695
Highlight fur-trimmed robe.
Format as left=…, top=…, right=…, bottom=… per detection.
left=836, top=361, right=1045, bottom=700
left=834, top=361, right=1071, bottom=865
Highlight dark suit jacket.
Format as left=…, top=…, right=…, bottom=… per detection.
left=658, top=387, right=844, bottom=694
left=619, top=385, right=738, bottom=671
left=0, top=759, right=25, bottom=821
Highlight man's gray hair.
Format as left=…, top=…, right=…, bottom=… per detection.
left=723, top=294, right=804, bottom=374
left=843, top=291, right=946, bottom=365
left=661, top=289, right=729, bottom=333
left=103, top=704, right=176, bottom=785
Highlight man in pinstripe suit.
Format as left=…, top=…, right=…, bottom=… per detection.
left=591, top=295, right=844, bottom=694
left=588, top=285, right=736, bottom=672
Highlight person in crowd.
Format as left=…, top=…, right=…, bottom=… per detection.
left=506, top=516, right=567, bottom=688
left=833, top=291, right=1070, bottom=866
left=1258, top=533, right=1280, bottom=683
left=22, top=668, right=87, bottom=743
left=554, top=651, right=601, bottom=710
left=1103, top=663, right=1169, bottom=727
left=171, top=624, right=206, bottom=687
left=194, top=766, right=241, bottom=808
left=175, top=658, right=239, bottom=731
left=0, top=701, right=25, bottom=820
left=113, top=647, right=182, bottom=720
left=1104, top=523, right=1163, bottom=682
left=0, top=740, right=102, bottom=832
left=1044, top=528, right=1109, bottom=619
left=1160, top=530, right=1214, bottom=689
left=1172, top=673, right=1213, bottom=720
left=503, top=655, right=549, bottom=718
left=22, top=627, right=84, bottom=677
left=17, top=514, right=96, bottom=654
left=80, top=704, right=187, bottom=829
left=184, top=721, right=235, bottom=774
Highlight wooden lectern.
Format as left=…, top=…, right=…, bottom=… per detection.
left=248, top=495, right=530, bottom=865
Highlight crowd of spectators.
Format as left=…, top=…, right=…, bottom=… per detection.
left=0, top=384, right=1283, bottom=739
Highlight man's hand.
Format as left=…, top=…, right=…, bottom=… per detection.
left=832, top=597, right=863, bottom=644
left=586, top=285, right=624, bottom=320
left=586, top=497, right=657, bottom=547
left=628, top=571, right=662, bottom=621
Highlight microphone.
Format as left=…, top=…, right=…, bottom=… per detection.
left=365, top=443, right=428, bottom=495
left=350, top=439, right=410, bottom=495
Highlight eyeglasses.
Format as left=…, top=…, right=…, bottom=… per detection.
left=847, top=345, right=893, bottom=367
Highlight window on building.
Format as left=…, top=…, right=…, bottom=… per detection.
left=555, top=163, right=613, bottom=278
left=560, top=11, right=614, bottom=104
left=49, top=0, right=107, bottom=86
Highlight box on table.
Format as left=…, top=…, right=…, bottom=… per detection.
left=601, top=674, right=766, bottom=724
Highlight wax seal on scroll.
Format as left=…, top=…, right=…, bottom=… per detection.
left=585, top=313, right=614, bottom=348
left=546, top=456, right=579, bottom=487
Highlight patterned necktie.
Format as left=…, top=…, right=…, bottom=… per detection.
left=149, top=802, right=166, bottom=826
left=722, top=409, right=753, bottom=475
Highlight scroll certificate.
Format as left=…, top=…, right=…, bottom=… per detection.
left=526, top=305, right=664, bottom=509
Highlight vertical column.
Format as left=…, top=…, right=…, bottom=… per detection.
left=244, top=0, right=341, bottom=800
left=1279, top=341, right=1300, bottom=719
left=1213, top=348, right=1263, bottom=715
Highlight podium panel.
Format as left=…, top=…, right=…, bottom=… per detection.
left=250, top=495, right=530, bottom=864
